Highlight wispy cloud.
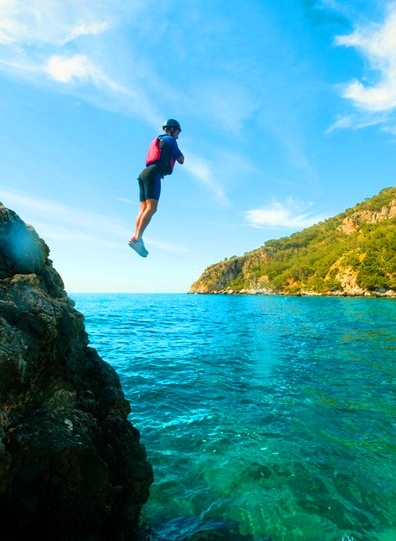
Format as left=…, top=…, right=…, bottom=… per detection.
left=43, top=52, right=136, bottom=100
left=1, top=187, right=191, bottom=254
left=333, top=2, right=396, bottom=132
left=183, top=153, right=231, bottom=208
left=145, top=237, right=192, bottom=255
left=0, top=0, right=160, bottom=123
left=0, top=0, right=114, bottom=46
left=45, top=54, right=104, bottom=84
left=189, top=79, right=260, bottom=135
left=0, top=0, right=241, bottom=203
left=1, top=188, right=129, bottom=240
left=115, top=196, right=135, bottom=205
left=326, top=112, right=387, bottom=133
left=242, top=197, right=329, bottom=229
left=64, top=21, right=112, bottom=44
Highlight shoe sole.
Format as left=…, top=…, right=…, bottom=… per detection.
left=128, top=242, right=148, bottom=258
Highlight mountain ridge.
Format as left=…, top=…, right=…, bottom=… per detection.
left=189, top=187, right=396, bottom=297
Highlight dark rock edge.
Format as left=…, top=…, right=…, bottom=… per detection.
left=0, top=204, right=154, bottom=541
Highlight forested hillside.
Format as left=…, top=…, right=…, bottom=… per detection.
left=189, top=187, right=396, bottom=296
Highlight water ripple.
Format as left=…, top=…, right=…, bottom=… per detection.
left=72, top=293, right=396, bottom=541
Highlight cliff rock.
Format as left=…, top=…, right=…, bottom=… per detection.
left=0, top=204, right=153, bottom=541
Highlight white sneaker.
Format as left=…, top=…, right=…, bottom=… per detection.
left=128, top=239, right=148, bottom=258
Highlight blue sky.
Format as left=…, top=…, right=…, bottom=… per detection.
left=1, top=0, right=396, bottom=293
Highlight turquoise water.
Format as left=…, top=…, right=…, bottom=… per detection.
left=71, top=294, right=396, bottom=541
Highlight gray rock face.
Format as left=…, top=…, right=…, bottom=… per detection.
left=0, top=204, right=153, bottom=541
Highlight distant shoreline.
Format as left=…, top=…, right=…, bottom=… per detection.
left=188, top=289, right=396, bottom=298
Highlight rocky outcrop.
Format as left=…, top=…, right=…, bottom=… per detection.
left=190, top=250, right=271, bottom=294
left=0, top=204, right=153, bottom=541
left=337, top=198, right=396, bottom=234
left=335, top=266, right=365, bottom=296
left=190, top=258, right=244, bottom=294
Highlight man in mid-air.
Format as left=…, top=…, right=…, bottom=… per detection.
left=128, top=118, right=185, bottom=258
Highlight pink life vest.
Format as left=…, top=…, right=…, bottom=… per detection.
left=145, top=136, right=161, bottom=166
left=145, top=136, right=176, bottom=174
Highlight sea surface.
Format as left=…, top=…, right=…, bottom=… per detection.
left=71, top=294, right=396, bottom=541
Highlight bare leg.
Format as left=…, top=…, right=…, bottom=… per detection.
left=129, top=199, right=158, bottom=242
left=130, top=201, right=147, bottom=241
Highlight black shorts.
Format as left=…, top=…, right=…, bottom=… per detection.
left=138, top=164, right=162, bottom=202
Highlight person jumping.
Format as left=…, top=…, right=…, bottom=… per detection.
left=128, top=119, right=185, bottom=258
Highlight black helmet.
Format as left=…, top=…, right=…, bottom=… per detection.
left=163, top=118, right=181, bottom=131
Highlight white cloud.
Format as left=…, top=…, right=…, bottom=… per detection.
left=326, top=112, right=388, bottom=133
left=1, top=188, right=129, bottom=239
left=64, top=21, right=112, bottom=43
left=0, top=0, right=113, bottom=46
left=45, top=54, right=102, bottom=84
left=0, top=3, right=254, bottom=212
left=326, top=114, right=356, bottom=132
left=1, top=187, right=190, bottom=255
left=43, top=53, right=132, bottom=95
left=242, top=198, right=328, bottom=229
left=0, top=1, right=164, bottom=128
left=334, top=3, right=396, bottom=127
left=0, top=1, right=115, bottom=87
left=183, top=153, right=231, bottom=208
